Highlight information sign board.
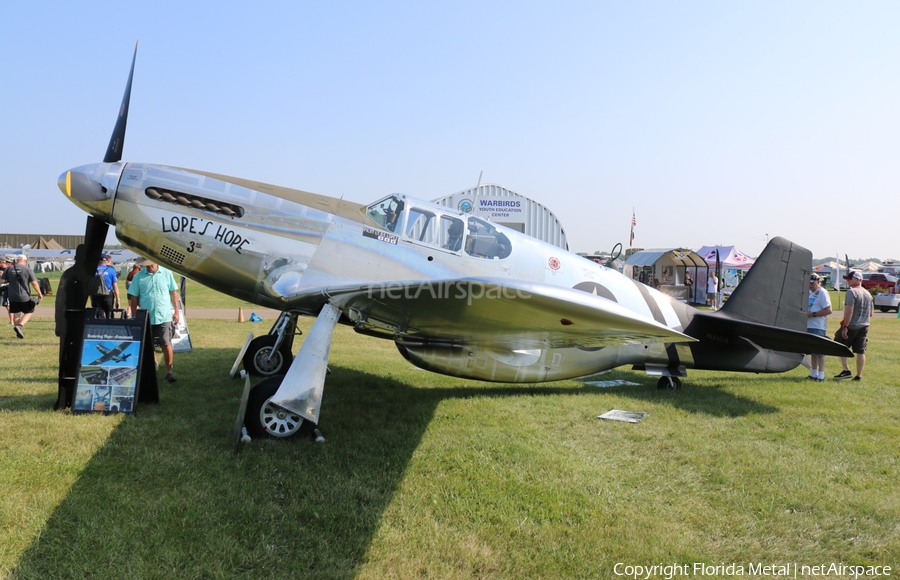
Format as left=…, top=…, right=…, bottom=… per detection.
left=72, top=311, right=153, bottom=414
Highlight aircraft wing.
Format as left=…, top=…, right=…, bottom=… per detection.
left=320, top=277, right=695, bottom=350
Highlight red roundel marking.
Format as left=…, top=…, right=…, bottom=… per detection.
left=548, top=257, right=561, bottom=270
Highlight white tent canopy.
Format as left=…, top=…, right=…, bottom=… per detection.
left=853, top=260, right=881, bottom=271
left=697, top=245, right=755, bottom=270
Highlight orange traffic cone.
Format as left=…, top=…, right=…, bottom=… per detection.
left=238, top=307, right=245, bottom=323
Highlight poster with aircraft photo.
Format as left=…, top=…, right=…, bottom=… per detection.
left=73, top=321, right=143, bottom=414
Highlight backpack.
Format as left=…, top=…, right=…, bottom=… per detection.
left=95, top=267, right=111, bottom=296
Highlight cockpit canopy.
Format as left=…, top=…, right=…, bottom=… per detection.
left=367, top=195, right=511, bottom=260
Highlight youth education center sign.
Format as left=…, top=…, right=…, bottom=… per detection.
left=462, top=197, right=525, bottom=221
left=432, top=184, right=569, bottom=250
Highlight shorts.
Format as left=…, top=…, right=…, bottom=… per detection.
left=834, top=325, right=868, bottom=354
left=706, top=292, right=717, bottom=300
left=806, top=327, right=826, bottom=357
left=151, top=322, right=175, bottom=348
left=91, top=294, right=115, bottom=317
left=9, top=300, right=35, bottom=314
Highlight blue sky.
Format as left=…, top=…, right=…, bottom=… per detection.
left=2, top=1, right=898, bottom=260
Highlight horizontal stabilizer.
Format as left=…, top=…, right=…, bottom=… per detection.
left=692, top=312, right=852, bottom=357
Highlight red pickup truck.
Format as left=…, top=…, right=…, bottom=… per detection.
left=861, top=272, right=898, bottom=290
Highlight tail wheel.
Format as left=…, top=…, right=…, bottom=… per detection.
left=243, top=335, right=293, bottom=377
left=656, top=376, right=682, bottom=390
left=245, top=376, right=308, bottom=439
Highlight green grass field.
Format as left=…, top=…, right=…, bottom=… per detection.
left=1, top=313, right=898, bottom=579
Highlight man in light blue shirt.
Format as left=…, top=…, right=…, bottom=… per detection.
left=128, top=259, right=180, bottom=383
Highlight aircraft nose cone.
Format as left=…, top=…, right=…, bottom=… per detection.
left=59, top=168, right=108, bottom=203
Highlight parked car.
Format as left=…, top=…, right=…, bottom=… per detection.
left=861, top=272, right=897, bottom=291
left=874, top=293, right=900, bottom=313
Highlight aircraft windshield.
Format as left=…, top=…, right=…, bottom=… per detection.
left=465, top=217, right=511, bottom=260
left=366, top=197, right=511, bottom=259
left=367, top=196, right=405, bottom=232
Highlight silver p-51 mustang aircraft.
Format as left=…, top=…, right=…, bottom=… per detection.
left=59, top=46, right=849, bottom=438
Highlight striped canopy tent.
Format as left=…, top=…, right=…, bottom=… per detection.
left=853, top=260, right=881, bottom=271
left=814, top=261, right=838, bottom=271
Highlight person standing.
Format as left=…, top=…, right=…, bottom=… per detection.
left=125, top=262, right=142, bottom=290
left=91, top=252, right=121, bottom=318
left=0, top=254, right=43, bottom=339
left=55, top=246, right=100, bottom=409
left=834, top=271, right=873, bottom=381
left=806, top=274, right=833, bottom=382
left=707, top=270, right=719, bottom=311
left=0, top=256, right=12, bottom=326
left=128, top=259, right=180, bottom=383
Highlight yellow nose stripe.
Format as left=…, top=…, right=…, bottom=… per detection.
left=65, top=171, right=72, bottom=197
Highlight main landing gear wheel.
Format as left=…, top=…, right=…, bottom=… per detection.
left=243, top=335, right=293, bottom=377
left=245, top=376, right=310, bottom=439
left=657, top=376, right=682, bottom=390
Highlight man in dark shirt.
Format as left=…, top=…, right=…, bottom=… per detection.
left=0, top=254, right=43, bottom=339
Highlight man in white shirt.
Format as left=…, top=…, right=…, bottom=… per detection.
left=706, top=270, right=719, bottom=311
left=806, top=274, right=832, bottom=382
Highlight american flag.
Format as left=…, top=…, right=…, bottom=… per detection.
left=629, top=210, right=636, bottom=247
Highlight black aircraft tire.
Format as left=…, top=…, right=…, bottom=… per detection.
left=243, top=335, right=293, bottom=377
left=245, top=376, right=308, bottom=439
left=657, top=376, right=682, bottom=390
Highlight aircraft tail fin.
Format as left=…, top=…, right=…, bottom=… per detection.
left=720, top=236, right=810, bottom=332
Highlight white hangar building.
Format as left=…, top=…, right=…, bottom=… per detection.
left=432, top=184, right=569, bottom=250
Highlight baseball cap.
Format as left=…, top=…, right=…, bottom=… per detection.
left=100, top=252, right=111, bottom=261
left=809, top=274, right=820, bottom=282
left=851, top=271, right=862, bottom=280
left=15, top=254, right=26, bottom=262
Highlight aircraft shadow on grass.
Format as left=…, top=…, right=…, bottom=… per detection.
left=12, top=353, right=777, bottom=577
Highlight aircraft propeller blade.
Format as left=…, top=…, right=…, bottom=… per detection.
left=81, top=216, right=109, bottom=276
left=80, top=42, right=137, bottom=273
left=103, top=41, right=138, bottom=164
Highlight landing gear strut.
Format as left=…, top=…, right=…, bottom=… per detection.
left=243, top=312, right=302, bottom=377
left=243, top=303, right=341, bottom=439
